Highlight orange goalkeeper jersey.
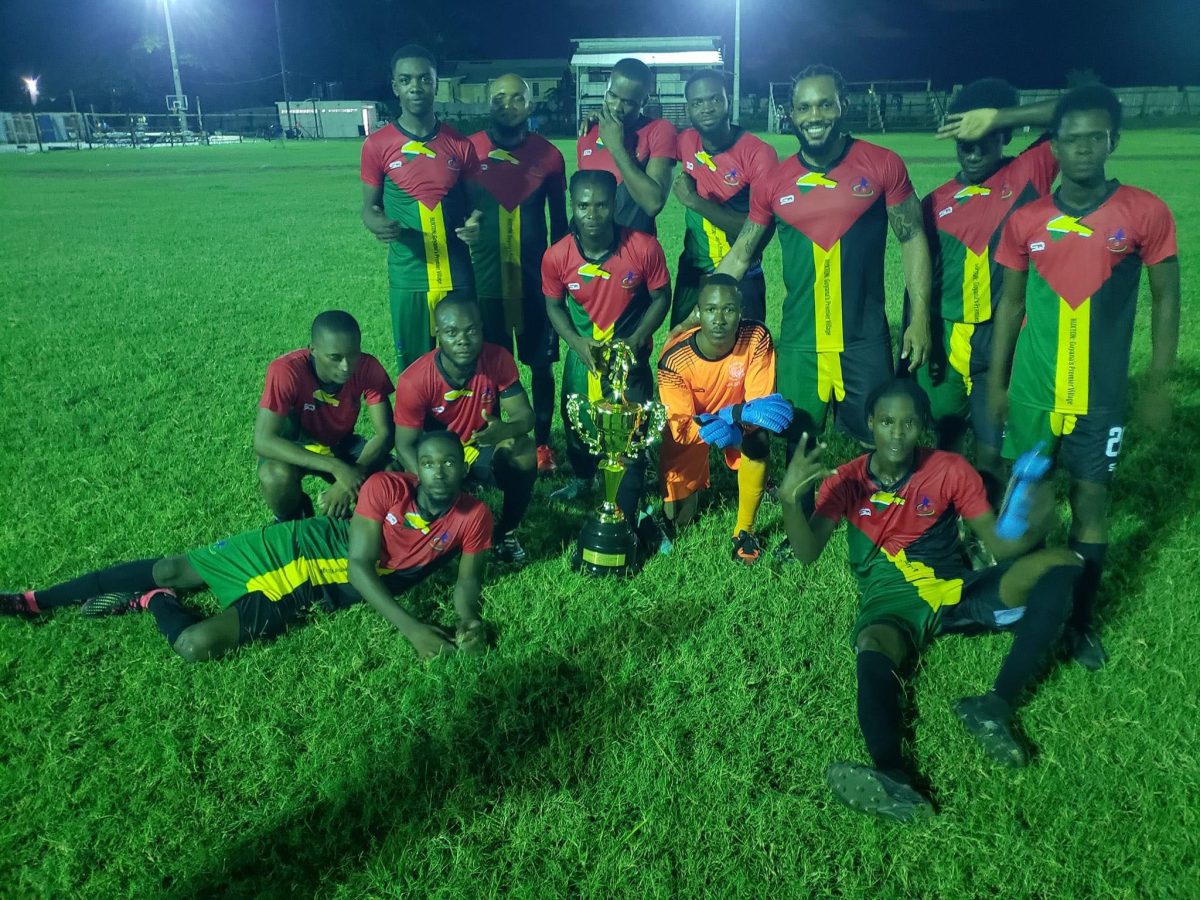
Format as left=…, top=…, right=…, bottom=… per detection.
left=657, top=320, right=776, bottom=445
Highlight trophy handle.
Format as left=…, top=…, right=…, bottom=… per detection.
left=627, top=400, right=668, bottom=454
left=565, top=394, right=604, bottom=454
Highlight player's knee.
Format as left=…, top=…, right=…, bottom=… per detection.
left=258, top=459, right=300, bottom=493
left=503, top=435, right=538, bottom=471
left=742, top=428, right=770, bottom=460
left=151, top=556, right=188, bottom=587
left=172, top=624, right=232, bottom=663
left=855, top=624, right=908, bottom=666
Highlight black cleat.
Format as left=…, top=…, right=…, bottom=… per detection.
left=0, top=592, right=39, bottom=619
left=1067, top=627, right=1108, bottom=671
left=492, top=533, right=528, bottom=567
left=954, top=693, right=1029, bottom=767
left=731, top=530, right=764, bottom=566
left=80, top=591, right=143, bottom=618
left=827, top=762, right=934, bottom=823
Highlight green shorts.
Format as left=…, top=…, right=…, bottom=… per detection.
left=389, top=284, right=476, bottom=372
left=778, top=340, right=894, bottom=446
left=1002, top=399, right=1125, bottom=485
left=670, top=265, right=768, bottom=328
left=915, top=318, right=1002, bottom=453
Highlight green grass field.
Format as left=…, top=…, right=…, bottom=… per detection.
left=1, top=130, right=1198, bottom=897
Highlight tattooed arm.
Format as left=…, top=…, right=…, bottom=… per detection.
left=889, top=194, right=932, bottom=371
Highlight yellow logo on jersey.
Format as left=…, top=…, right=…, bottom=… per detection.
left=404, top=512, right=432, bottom=534
left=954, top=185, right=992, bottom=201
left=578, top=263, right=612, bottom=282
left=444, top=388, right=474, bottom=402
left=312, top=389, right=341, bottom=407
left=487, top=148, right=519, bottom=164
left=1046, top=214, right=1094, bottom=238
left=870, top=491, right=906, bottom=507
left=694, top=150, right=719, bottom=171
left=796, top=171, right=838, bottom=193
left=401, top=140, right=437, bottom=158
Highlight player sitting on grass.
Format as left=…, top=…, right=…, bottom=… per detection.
left=777, top=379, right=1082, bottom=823
left=657, top=274, right=790, bottom=564
left=255, top=310, right=395, bottom=522
left=1, top=432, right=492, bottom=661
left=988, top=84, right=1181, bottom=670
left=393, top=296, right=537, bottom=566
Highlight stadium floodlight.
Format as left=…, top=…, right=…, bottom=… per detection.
left=22, top=76, right=39, bottom=105
left=160, top=0, right=190, bottom=134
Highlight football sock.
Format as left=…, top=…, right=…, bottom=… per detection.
left=34, top=558, right=162, bottom=609
left=856, top=650, right=904, bottom=773
left=734, top=456, right=768, bottom=535
left=1067, top=539, right=1107, bottom=633
left=993, top=565, right=1078, bottom=706
left=531, top=364, right=555, bottom=447
left=148, top=592, right=202, bottom=646
left=615, top=455, right=648, bottom=525
left=495, top=462, right=537, bottom=537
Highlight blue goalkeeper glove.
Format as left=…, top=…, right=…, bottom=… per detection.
left=715, top=393, right=794, bottom=434
left=695, top=413, right=742, bottom=449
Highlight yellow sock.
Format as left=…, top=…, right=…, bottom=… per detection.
left=734, top=456, right=767, bottom=536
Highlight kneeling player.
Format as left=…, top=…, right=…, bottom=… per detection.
left=255, top=310, right=395, bottom=521
left=658, top=275, right=787, bottom=563
left=778, top=380, right=1081, bottom=822
left=393, top=296, right=537, bottom=565
left=2, top=432, right=492, bottom=661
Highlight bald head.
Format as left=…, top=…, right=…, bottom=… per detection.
left=489, top=73, right=532, bottom=134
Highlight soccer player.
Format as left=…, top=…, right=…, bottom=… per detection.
left=466, top=73, right=569, bottom=475
left=360, top=45, right=481, bottom=371
left=658, top=275, right=779, bottom=563
left=913, top=79, right=1057, bottom=501
left=393, top=296, right=537, bottom=566
left=713, top=65, right=932, bottom=452
left=671, top=69, right=779, bottom=326
left=778, top=379, right=1083, bottom=822
left=255, top=310, right=395, bottom=522
left=1, top=432, right=492, bottom=662
left=988, top=84, right=1180, bottom=669
left=577, top=57, right=677, bottom=235
left=542, top=169, right=671, bottom=530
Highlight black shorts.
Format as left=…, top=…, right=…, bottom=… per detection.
left=465, top=444, right=500, bottom=489
left=258, top=434, right=385, bottom=481
left=479, top=293, right=560, bottom=367
left=936, top=560, right=1025, bottom=637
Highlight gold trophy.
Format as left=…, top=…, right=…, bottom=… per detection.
left=565, top=341, right=667, bottom=576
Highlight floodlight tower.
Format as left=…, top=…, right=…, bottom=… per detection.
left=161, top=0, right=189, bottom=133
left=732, top=0, right=742, bottom=124
left=22, top=77, right=44, bottom=152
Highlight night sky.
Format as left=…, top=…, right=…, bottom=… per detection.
left=1, top=0, right=1197, bottom=112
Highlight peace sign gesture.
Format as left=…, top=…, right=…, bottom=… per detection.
left=778, top=433, right=836, bottom=505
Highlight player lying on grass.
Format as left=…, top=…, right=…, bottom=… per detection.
left=394, top=296, right=537, bottom=566
left=657, top=274, right=791, bottom=564
left=988, top=84, right=1180, bottom=670
left=2, top=432, right=491, bottom=662
left=777, top=379, right=1082, bottom=823
left=255, top=310, right=395, bottom=522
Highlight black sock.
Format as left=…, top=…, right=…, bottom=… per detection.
left=993, top=565, right=1078, bottom=706
left=615, top=456, right=647, bottom=525
left=148, top=592, right=202, bottom=647
left=856, top=651, right=904, bottom=773
left=495, top=463, right=536, bottom=537
left=531, top=365, right=555, bottom=446
left=35, top=558, right=162, bottom=609
left=1067, top=539, right=1107, bottom=633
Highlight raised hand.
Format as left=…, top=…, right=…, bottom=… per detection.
left=778, top=434, right=836, bottom=504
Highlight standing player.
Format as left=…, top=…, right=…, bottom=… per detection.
left=255, top=311, right=395, bottom=522
left=360, top=45, right=481, bottom=371
left=658, top=275, right=781, bottom=564
left=2, top=433, right=492, bottom=662
left=466, top=73, right=569, bottom=476
left=989, top=85, right=1181, bottom=669
left=542, top=169, right=671, bottom=531
left=671, top=69, right=779, bottom=326
left=778, top=379, right=1082, bottom=822
left=577, top=57, right=677, bottom=235
left=715, top=65, right=932, bottom=456
left=393, top=297, right=537, bottom=566
left=913, top=79, right=1057, bottom=501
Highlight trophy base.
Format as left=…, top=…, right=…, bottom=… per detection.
left=571, top=515, right=638, bottom=577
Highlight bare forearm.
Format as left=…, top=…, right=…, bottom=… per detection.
left=452, top=577, right=483, bottom=623
left=611, top=146, right=666, bottom=217
left=350, top=560, right=423, bottom=636
left=780, top=502, right=822, bottom=564
left=688, top=195, right=746, bottom=237
left=546, top=302, right=576, bottom=343
left=993, top=99, right=1056, bottom=132
left=900, top=237, right=933, bottom=323
left=356, top=432, right=394, bottom=470
left=395, top=441, right=418, bottom=473
left=630, top=292, right=670, bottom=346
left=1150, top=301, right=1180, bottom=376
left=989, top=300, right=1024, bottom=388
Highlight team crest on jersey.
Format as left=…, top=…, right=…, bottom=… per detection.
left=620, top=270, right=640, bottom=289
left=313, top=389, right=341, bottom=407
left=850, top=177, right=875, bottom=198
left=723, top=167, right=742, bottom=186
left=795, top=172, right=838, bottom=193
left=870, top=490, right=906, bottom=508
left=430, top=530, right=452, bottom=552
left=1106, top=228, right=1131, bottom=253
left=401, top=140, right=436, bottom=159
left=1046, top=214, right=1093, bottom=239
left=578, top=263, right=611, bottom=283
left=915, top=495, right=935, bottom=517
left=530, top=165, right=545, bottom=178
left=479, top=386, right=495, bottom=404
left=1000, top=185, right=1014, bottom=200
left=446, top=155, right=461, bottom=171
left=728, top=361, right=746, bottom=381
left=487, top=148, right=520, bottom=165
left=694, top=150, right=719, bottom=172
left=954, top=185, right=991, bottom=203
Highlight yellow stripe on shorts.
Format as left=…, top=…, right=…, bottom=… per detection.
left=1054, top=296, right=1090, bottom=416
left=816, top=351, right=846, bottom=404
left=948, top=322, right=975, bottom=395
left=883, top=547, right=964, bottom=612
left=812, top=241, right=844, bottom=353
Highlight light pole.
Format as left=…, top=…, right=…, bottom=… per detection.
left=161, top=0, right=189, bottom=134
left=732, top=0, right=742, bottom=124
left=22, top=77, right=44, bottom=152
left=274, top=0, right=294, bottom=136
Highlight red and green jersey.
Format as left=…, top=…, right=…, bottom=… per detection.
left=541, top=227, right=671, bottom=347
left=816, top=449, right=991, bottom=610
left=259, top=349, right=393, bottom=447
left=466, top=131, right=567, bottom=300
left=356, top=472, right=492, bottom=572
left=392, top=345, right=523, bottom=443
left=577, top=116, right=677, bottom=234
left=360, top=121, right=479, bottom=292
left=748, top=138, right=914, bottom=352
left=677, top=127, right=778, bottom=274
left=995, top=183, right=1177, bottom=415
left=925, top=138, right=1058, bottom=324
